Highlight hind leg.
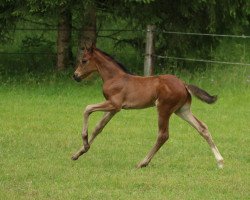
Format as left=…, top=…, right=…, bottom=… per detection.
left=175, top=104, right=224, bottom=168
left=137, top=105, right=171, bottom=168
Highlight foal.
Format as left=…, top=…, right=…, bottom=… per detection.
left=71, top=47, right=224, bottom=169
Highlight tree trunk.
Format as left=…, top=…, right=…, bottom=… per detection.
left=79, top=3, right=96, bottom=49
left=57, top=5, right=72, bottom=70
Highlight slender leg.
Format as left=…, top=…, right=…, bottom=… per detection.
left=175, top=104, right=224, bottom=168
left=89, top=111, right=116, bottom=145
left=137, top=108, right=171, bottom=168
left=71, top=101, right=118, bottom=160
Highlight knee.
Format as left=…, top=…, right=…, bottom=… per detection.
left=84, top=105, right=92, bottom=117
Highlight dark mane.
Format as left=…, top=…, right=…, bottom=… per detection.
left=95, top=48, right=132, bottom=74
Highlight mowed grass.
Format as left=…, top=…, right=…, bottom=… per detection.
left=0, top=68, right=249, bottom=200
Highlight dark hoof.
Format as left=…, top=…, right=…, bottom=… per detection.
left=136, top=162, right=148, bottom=169
left=71, top=155, right=79, bottom=160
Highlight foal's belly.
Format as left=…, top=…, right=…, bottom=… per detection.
left=122, top=99, right=156, bottom=109
left=121, top=83, right=157, bottom=109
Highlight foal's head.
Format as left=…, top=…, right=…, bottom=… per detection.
left=73, top=48, right=97, bottom=82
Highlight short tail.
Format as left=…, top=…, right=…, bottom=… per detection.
left=185, top=84, right=217, bottom=104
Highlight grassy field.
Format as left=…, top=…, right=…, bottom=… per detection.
left=0, top=67, right=249, bottom=200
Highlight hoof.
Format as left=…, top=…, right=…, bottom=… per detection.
left=217, top=159, right=224, bottom=169
left=71, top=155, right=79, bottom=161
left=136, top=162, right=148, bottom=169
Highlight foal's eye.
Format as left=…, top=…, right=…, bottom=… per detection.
left=82, top=60, right=87, bottom=64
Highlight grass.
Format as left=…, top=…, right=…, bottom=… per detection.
left=0, top=66, right=249, bottom=200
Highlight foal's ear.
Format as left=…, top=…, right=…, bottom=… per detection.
left=87, top=43, right=96, bottom=53
left=91, top=43, right=96, bottom=49
left=83, top=42, right=88, bottom=50
left=81, top=43, right=90, bottom=51
left=81, top=42, right=95, bottom=54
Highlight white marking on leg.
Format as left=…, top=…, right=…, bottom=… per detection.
left=176, top=105, right=224, bottom=168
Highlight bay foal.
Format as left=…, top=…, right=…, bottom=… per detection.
left=72, top=47, right=224, bottom=169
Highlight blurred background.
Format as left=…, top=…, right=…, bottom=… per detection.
left=0, top=0, right=249, bottom=80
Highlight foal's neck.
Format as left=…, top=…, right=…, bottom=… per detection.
left=94, top=50, right=127, bottom=82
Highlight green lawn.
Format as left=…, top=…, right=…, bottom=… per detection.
left=0, top=68, right=249, bottom=199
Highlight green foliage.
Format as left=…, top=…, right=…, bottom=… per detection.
left=107, top=0, right=249, bottom=69
left=124, top=0, right=156, bottom=3
left=0, top=27, right=57, bottom=76
left=0, top=0, right=22, bottom=42
left=18, top=35, right=55, bottom=72
left=0, top=0, right=249, bottom=72
left=21, top=35, right=54, bottom=52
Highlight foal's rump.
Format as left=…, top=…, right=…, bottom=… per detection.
left=156, top=75, right=190, bottom=111
left=156, top=75, right=217, bottom=113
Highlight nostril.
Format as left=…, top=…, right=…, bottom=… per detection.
left=73, top=74, right=81, bottom=82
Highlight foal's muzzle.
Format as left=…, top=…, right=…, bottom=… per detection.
left=73, top=74, right=82, bottom=82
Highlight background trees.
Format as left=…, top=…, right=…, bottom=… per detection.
left=57, top=4, right=72, bottom=70
left=0, top=0, right=249, bottom=73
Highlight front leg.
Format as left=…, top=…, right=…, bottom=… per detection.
left=89, top=111, right=116, bottom=145
left=71, top=101, right=119, bottom=160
